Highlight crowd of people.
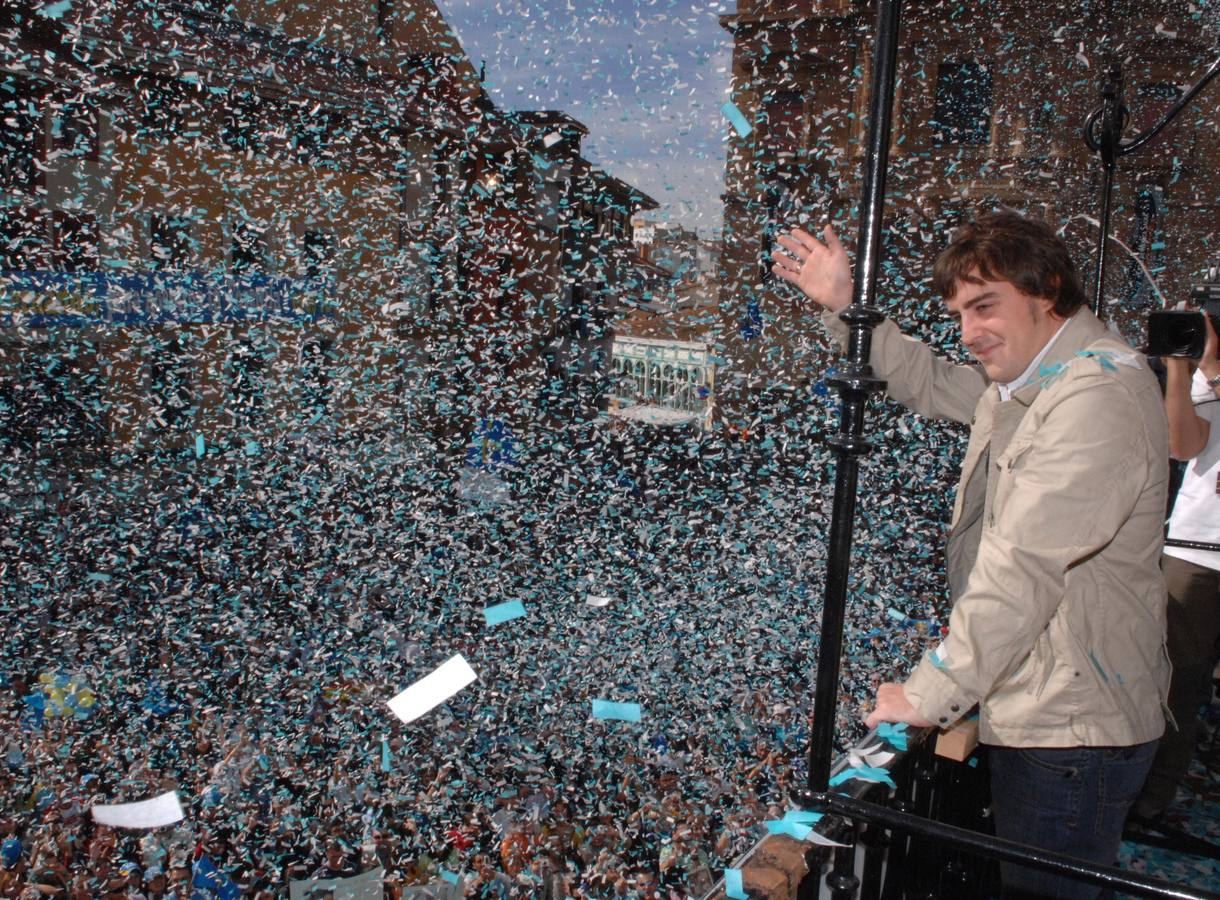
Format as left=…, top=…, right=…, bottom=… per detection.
left=1, top=386, right=955, bottom=897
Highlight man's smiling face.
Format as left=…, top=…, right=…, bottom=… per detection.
left=946, top=271, right=1065, bottom=384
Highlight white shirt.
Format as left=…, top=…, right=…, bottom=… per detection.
left=997, top=317, right=1072, bottom=401
left=1164, top=367, right=1220, bottom=571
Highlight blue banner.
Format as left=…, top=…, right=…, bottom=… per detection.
left=0, top=270, right=333, bottom=327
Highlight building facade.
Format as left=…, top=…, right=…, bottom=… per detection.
left=0, top=0, right=658, bottom=469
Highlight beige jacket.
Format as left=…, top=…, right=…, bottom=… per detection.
left=823, top=308, right=1170, bottom=747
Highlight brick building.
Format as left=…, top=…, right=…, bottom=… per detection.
left=0, top=0, right=658, bottom=465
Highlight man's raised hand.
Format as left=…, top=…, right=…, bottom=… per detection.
left=770, top=224, right=853, bottom=313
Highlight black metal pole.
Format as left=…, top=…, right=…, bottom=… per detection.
left=803, top=0, right=901, bottom=798
left=812, top=792, right=1220, bottom=900
left=1088, top=64, right=1125, bottom=317
left=859, top=821, right=887, bottom=900
left=1083, top=54, right=1220, bottom=317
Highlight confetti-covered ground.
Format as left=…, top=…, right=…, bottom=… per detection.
left=1119, top=700, right=1220, bottom=894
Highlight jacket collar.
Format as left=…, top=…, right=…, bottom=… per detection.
left=1008, top=309, right=1109, bottom=407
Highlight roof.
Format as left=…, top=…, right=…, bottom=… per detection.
left=589, top=169, right=660, bottom=212
left=510, top=110, right=590, bottom=136
left=613, top=277, right=721, bottom=342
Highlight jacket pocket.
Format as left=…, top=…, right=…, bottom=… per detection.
left=988, top=436, right=1036, bottom=527
left=1007, top=630, right=1055, bottom=701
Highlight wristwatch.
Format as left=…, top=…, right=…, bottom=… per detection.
left=1207, top=372, right=1220, bottom=388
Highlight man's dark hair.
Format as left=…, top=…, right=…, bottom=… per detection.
left=932, top=210, right=1086, bottom=316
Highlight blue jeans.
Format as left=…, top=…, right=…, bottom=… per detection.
left=989, top=741, right=1158, bottom=899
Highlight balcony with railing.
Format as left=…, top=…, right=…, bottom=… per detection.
left=608, top=336, right=714, bottom=427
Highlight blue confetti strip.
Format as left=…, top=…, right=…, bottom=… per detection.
left=591, top=700, right=642, bottom=723
left=765, top=819, right=812, bottom=840
left=877, top=722, right=909, bottom=751
left=482, top=599, right=527, bottom=626
left=722, top=100, right=753, bottom=138
left=782, top=809, right=824, bottom=826
left=829, top=766, right=897, bottom=789
left=36, top=0, right=73, bottom=19
left=725, top=868, right=747, bottom=900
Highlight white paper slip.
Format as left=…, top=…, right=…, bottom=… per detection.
left=91, top=791, right=184, bottom=829
left=807, top=831, right=850, bottom=848
left=387, top=654, right=478, bottom=724
left=585, top=595, right=614, bottom=608
left=850, top=744, right=896, bottom=769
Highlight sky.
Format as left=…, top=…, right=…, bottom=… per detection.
left=435, top=0, right=737, bottom=237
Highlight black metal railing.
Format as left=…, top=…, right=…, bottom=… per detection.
left=704, top=721, right=1220, bottom=899
left=766, top=3, right=1220, bottom=900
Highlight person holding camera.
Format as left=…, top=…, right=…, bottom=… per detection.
left=772, top=210, right=1170, bottom=898
left=1133, top=311, right=1220, bottom=822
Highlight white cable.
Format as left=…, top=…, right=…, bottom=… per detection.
left=1058, top=214, right=1169, bottom=308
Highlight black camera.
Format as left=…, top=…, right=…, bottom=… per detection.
left=1146, top=266, right=1220, bottom=358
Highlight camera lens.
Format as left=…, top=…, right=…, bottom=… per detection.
left=1147, top=310, right=1207, bottom=358
left=1165, top=316, right=1201, bottom=352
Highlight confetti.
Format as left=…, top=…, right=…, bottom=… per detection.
left=387, top=655, right=478, bottom=724
left=591, top=700, right=643, bottom=723
left=5, top=0, right=1215, bottom=895
left=722, top=100, right=753, bottom=138
left=91, top=792, right=185, bottom=829
left=482, top=599, right=527, bottom=626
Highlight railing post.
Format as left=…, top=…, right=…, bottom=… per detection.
left=880, top=797, right=910, bottom=900
left=859, top=820, right=888, bottom=900
left=802, top=0, right=903, bottom=799
left=827, top=839, right=861, bottom=900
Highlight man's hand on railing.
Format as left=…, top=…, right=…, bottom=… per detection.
left=864, top=682, right=934, bottom=730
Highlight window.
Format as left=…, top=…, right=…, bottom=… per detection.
left=302, top=230, right=334, bottom=279
left=1125, top=185, right=1165, bottom=309
left=757, top=178, right=793, bottom=285
left=52, top=97, right=99, bottom=161
left=228, top=340, right=264, bottom=427
left=1134, top=82, right=1184, bottom=150
left=221, top=94, right=266, bottom=156
left=136, top=79, right=196, bottom=140
left=150, top=214, right=194, bottom=270
left=931, top=61, right=992, bottom=145
left=145, top=334, right=192, bottom=432
left=230, top=220, right=267, bottom=274
left=52, top=211, right=98, bottom=272
left=0, top=75, right=44, bottom=193
left=0, top=206, right=49, bottom=270
left=5, top=349, right=107, bottom=454
left=301, top=338, right=332, bottom=415
left=762, top=90, right=803, bottom=157
left=291, top=106, right=353, bottom=169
